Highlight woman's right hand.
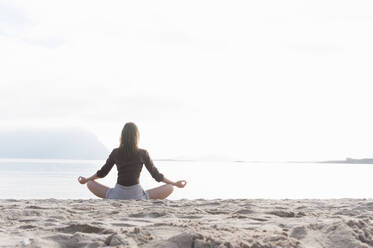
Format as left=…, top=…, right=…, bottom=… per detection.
left=175, top=180, right=187, bottom=188
left=78, top=176, right=88, bottom=184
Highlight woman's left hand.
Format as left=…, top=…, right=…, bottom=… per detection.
left=78, top=176, right=88, bottom=184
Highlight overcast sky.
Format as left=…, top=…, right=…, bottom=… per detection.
left=1, top=0, right=373, bottom=161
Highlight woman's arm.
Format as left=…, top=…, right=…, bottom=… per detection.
left=143, top=150, right=187, bottom=188
left=143, top=150, right=165, bottom=182
left=162, top=177, right=187, bottom=188
left=95, top=150, right=115, bottom=178
left=78, top=173, right=99, bottom=184
left=78, top=149, right=116, bottom=184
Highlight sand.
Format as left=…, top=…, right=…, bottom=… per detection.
left=1, top=199, right=373, bottom=248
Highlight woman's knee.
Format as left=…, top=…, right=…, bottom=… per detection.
left=86, top=180, right=95, bottom=190
left=164, top=184, right=174, bottom=196
left=165, top=184, right=174, bottom=195
left=86, top=180, right=108, bottom=198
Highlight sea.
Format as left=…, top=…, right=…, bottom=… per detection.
left=0, top=159, right=372, bottom=200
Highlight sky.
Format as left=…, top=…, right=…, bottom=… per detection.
left=1, top=0, right=373, bottom=161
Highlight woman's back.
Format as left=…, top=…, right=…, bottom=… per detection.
left=96, top=148, right=164, bottom=186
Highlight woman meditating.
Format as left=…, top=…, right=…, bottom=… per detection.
left=78, top=122, right=186, bottom=200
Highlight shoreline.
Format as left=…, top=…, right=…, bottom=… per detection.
left=1, top=199, right=373, bottom=247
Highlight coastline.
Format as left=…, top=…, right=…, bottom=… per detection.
left=1, top=199, right=373, bottom=247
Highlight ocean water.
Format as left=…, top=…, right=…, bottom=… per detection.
left=0, top=159, right=372, bottom=200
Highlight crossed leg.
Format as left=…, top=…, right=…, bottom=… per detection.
left=87, top=180, right=109, bottom=199
left=146, top=184, right=174, bottom=200
left=87, top=181, right=174, bottom=200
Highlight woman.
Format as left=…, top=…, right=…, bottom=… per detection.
left=78, top=122, right=186, bottom=200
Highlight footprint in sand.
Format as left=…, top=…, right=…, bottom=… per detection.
left=19, top=218, right=37, bottom=223
left=129, top=212, right=167, bottom=218
left=25, top=205, right=49, bottom=210
left=55, top=224, right=114, bottom=234
left=19, top=224, right=37, bottom=230
left=50, top=215, right=66, bottom=220
left=47, top=233, right=101, bottom=248
left=266, top=210, right=296, bottom=218
left=234, top=209, right=254, bottom=215
left=205, top=210, right=229, bottom=215
left=111, top=222, right=136, bottom=227
left=249, top=217, right=269, bottom=222
left=179, top=215, right=203, bottom=219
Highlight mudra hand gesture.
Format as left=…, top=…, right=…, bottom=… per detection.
left=78, top=176, right=88, bottom=184
left=175, top=180, right=187, bottom=188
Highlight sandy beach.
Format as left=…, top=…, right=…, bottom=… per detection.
left=1, top=199, right=373, bottom=247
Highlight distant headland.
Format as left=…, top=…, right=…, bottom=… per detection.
left=320, top=157, right=373, bottom=164
left=0, top=128, right=109, bottom=160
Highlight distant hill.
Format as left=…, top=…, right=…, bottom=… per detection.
left=321, top=157, right=373, bottom=164
left=0, top=128, right=109, bottom=160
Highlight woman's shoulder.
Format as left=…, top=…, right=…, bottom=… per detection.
left=137, top=148, right=148, bottom=155
left=107, top=148, right=119, bottom=158
left=111, top=147, right=120, bottom=153
left=138, top=148, right=153, bottom=159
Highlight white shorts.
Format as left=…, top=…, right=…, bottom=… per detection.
left=105, top=183, right=149, bottom=200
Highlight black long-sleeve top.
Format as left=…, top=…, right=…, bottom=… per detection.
left=96, top=148, right=164, bottom=186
